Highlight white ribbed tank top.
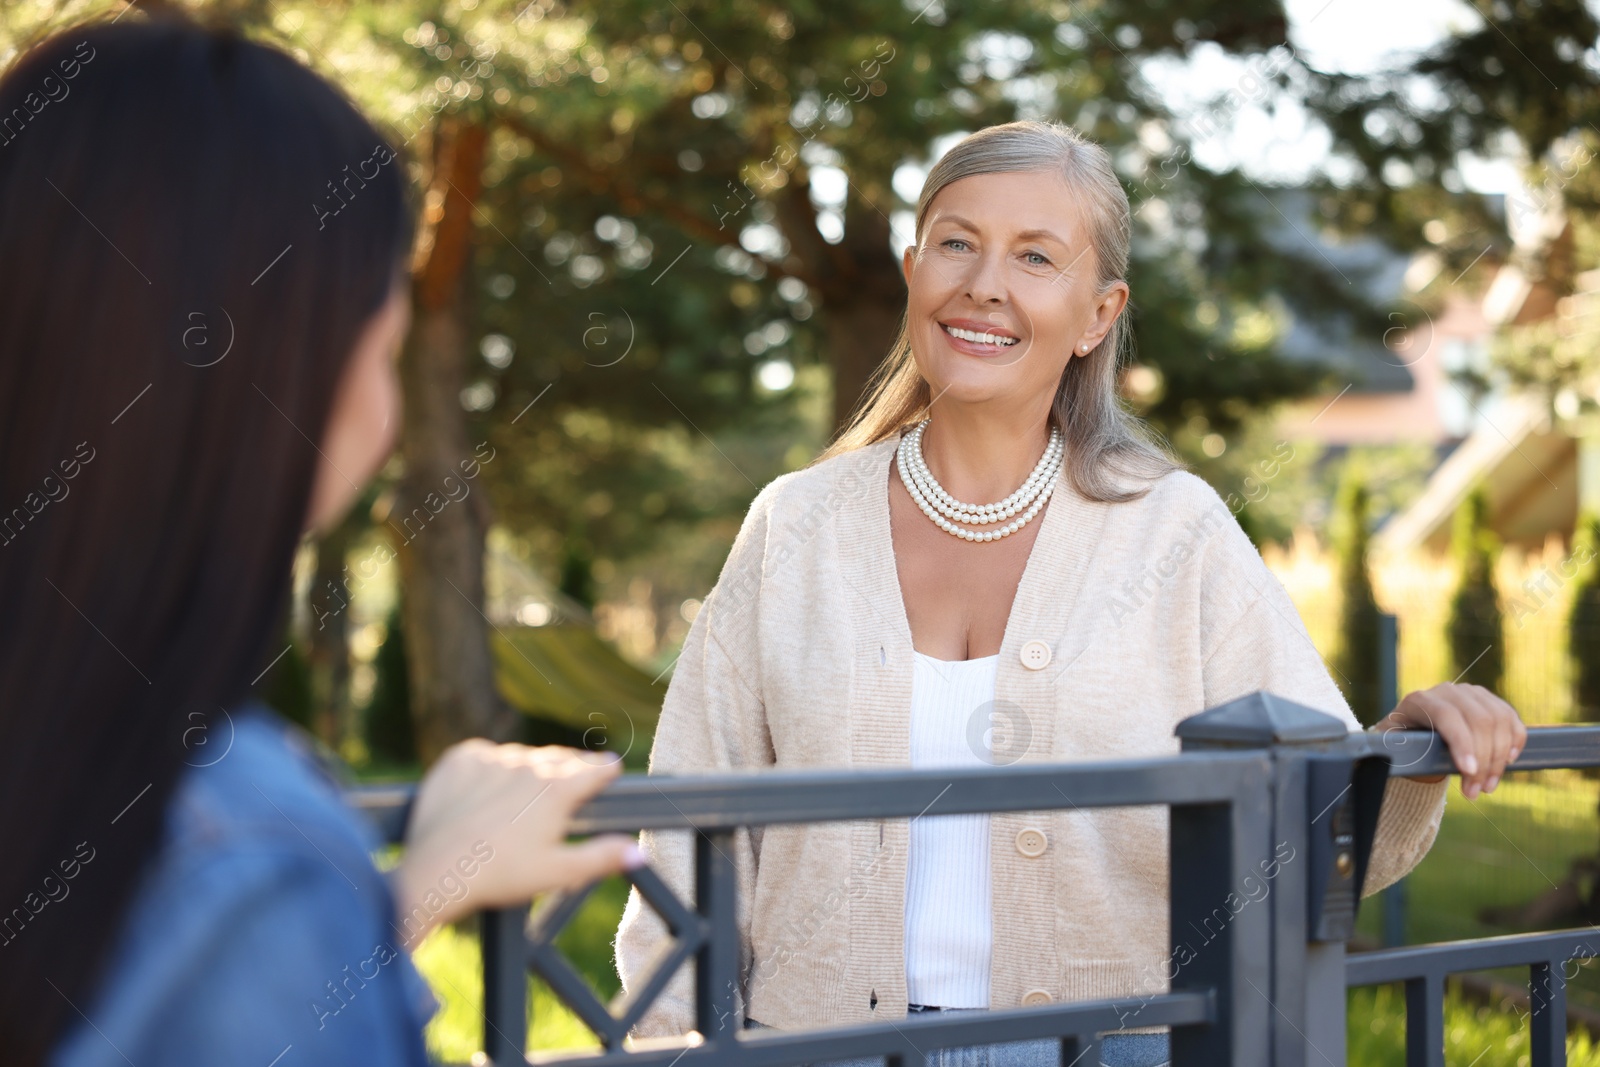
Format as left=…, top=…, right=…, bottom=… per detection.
left=903, top=649, right=998, bottom=1009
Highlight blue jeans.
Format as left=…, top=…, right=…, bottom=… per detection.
left=743, top=1009, right=1170, bottom=1067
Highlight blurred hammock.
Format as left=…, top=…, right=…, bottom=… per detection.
left=485, top=528, right=666, bottom=761
left=491, top=624, right=664, bottom=748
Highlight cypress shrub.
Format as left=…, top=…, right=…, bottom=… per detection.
left=1571, top=512, right=1600, bottom=723
left=1332, top=471, right=1384, bottom=726
left=1233, top=499, right=1266, bottom=550
left=261, top=637, right=315, bottom=731
left=362, top=606, right=418, bottom=765
left=559, top=530, right=597, bottom=610
left=1447, top=488, right=1504, bottom=694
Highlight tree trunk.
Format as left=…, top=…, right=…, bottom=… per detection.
left=394, top=118, right=512, bottom=762
left=824, top=292, right=907, bottom=432
left=775, top=175, right=907, bottom=432
left=307, top=514, right=357, bottom=748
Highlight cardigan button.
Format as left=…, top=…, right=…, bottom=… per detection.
left=1019, top=640, right=1052, bottom=670
left=1015, top=827, right=1048, bottom=858
left=1020, top=988, right=1053, bottom=1007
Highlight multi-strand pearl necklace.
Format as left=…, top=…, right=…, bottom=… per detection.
left=896, top=419, right=1063, bottom=542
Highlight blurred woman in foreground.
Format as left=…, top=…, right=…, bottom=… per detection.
left=0, top=16, right=639, bottom=1066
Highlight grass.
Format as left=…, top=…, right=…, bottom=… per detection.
left=413, top=875, right=632, bottom=1061
left=1349, top=983, right=1600, bottom=1066
left=414, top=924, right=606, bottom=1062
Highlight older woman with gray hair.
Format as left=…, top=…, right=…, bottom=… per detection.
left=615, top=120, right=1523, bottom=1067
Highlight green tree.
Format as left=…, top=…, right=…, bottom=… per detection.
left=1565, top=513, right=1600, bottom=923
left=1571, top=512, right=1600, bottom=723
left=305, top=485, right=381, bottom=752
left=1232, top=498, right=1265, bottom=549
left=1448, top=488, right=1504, bottom=694
left=362, top=606, right=419, bottom=767
left=261, top=637, right=315, bottom=733
left=558, top=527, right=599, bottom=611
left=1332, top=470, right=1384, bottom=726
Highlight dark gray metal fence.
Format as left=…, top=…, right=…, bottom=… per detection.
left=344, top=691, right=1600, bottom=1067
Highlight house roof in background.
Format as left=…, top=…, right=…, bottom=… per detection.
left=1375, top=394, right=1577, bottom=553
left=1256, top=187, right=1440, bottom=395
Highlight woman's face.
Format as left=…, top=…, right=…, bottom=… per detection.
left=901, top=168, right=1129, bottom=416
left=304, top=281, right=410, bottom=534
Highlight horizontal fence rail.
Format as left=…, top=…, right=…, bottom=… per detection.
left=342, top=698, right=1600, bottom=1067
left=583, top=995, right=1219, bottom=1067
left=567, top=752, right=1272, bottom=829
left=347, top=782, right=411, bottom=845
left=1351, top=724, right=1600, bottom=776
left=344, top=749, right=1272, bottom=840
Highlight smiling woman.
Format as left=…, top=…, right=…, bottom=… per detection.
left=615, top=120, right=1523, bottom=1067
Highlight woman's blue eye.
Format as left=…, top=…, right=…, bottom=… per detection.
left=1025, top=251, right=1050, bottom=265
left=941, top=239, right=968, bottom=251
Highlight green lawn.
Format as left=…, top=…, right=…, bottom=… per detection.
left=1355, top=769, right=1600, bottom=1009
left=403, top=772, right=1600, bottom=1062
left=1349, top=983, right=1600, bottom=1066
left=414, top=875, right=632, bottom=1062
left=1358, top=770, right=1598, bottom=944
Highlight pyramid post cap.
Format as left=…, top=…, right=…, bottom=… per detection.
left=1176, top=690, right=1350, bottom=748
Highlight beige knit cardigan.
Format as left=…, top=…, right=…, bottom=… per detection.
left=613, top=431, right=1448, bottom=1039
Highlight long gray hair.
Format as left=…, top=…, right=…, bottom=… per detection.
left=813, top=120, right=1178, bottom=502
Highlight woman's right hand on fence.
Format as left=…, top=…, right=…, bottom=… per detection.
left=389, top=739, right=644, bottom=947
left=1374, top=682, right=1526, bottom=800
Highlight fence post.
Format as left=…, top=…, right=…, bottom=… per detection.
left=1177, top=690, right=1367, bottom=1067
left=1376, top=612, right=1409, bottom=948
left=482, top=904, right=530, bottom=1065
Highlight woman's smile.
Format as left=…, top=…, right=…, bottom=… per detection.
left=937, top=317, right=1023, bottom=360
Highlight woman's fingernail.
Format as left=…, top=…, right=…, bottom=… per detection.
left=623, top=842, right=646, bottom=870
left=1464, top=781, right=1480, bottom=799
left=1461, top=754, right=1478, bottom=775
left=1509, top=747, right=1520, bottom=762
left=1486, top=775, right=1499, bottom=793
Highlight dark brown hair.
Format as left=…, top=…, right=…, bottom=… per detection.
left=0, top=15, right=411, bottom=1062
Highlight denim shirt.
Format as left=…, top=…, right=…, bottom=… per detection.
left=52, top=704, right=439, bottom=1067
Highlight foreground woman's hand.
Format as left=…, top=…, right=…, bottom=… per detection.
left=390, top=739, right=643, bottom=948
left=1372, top=682, right=1527, bottom=800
